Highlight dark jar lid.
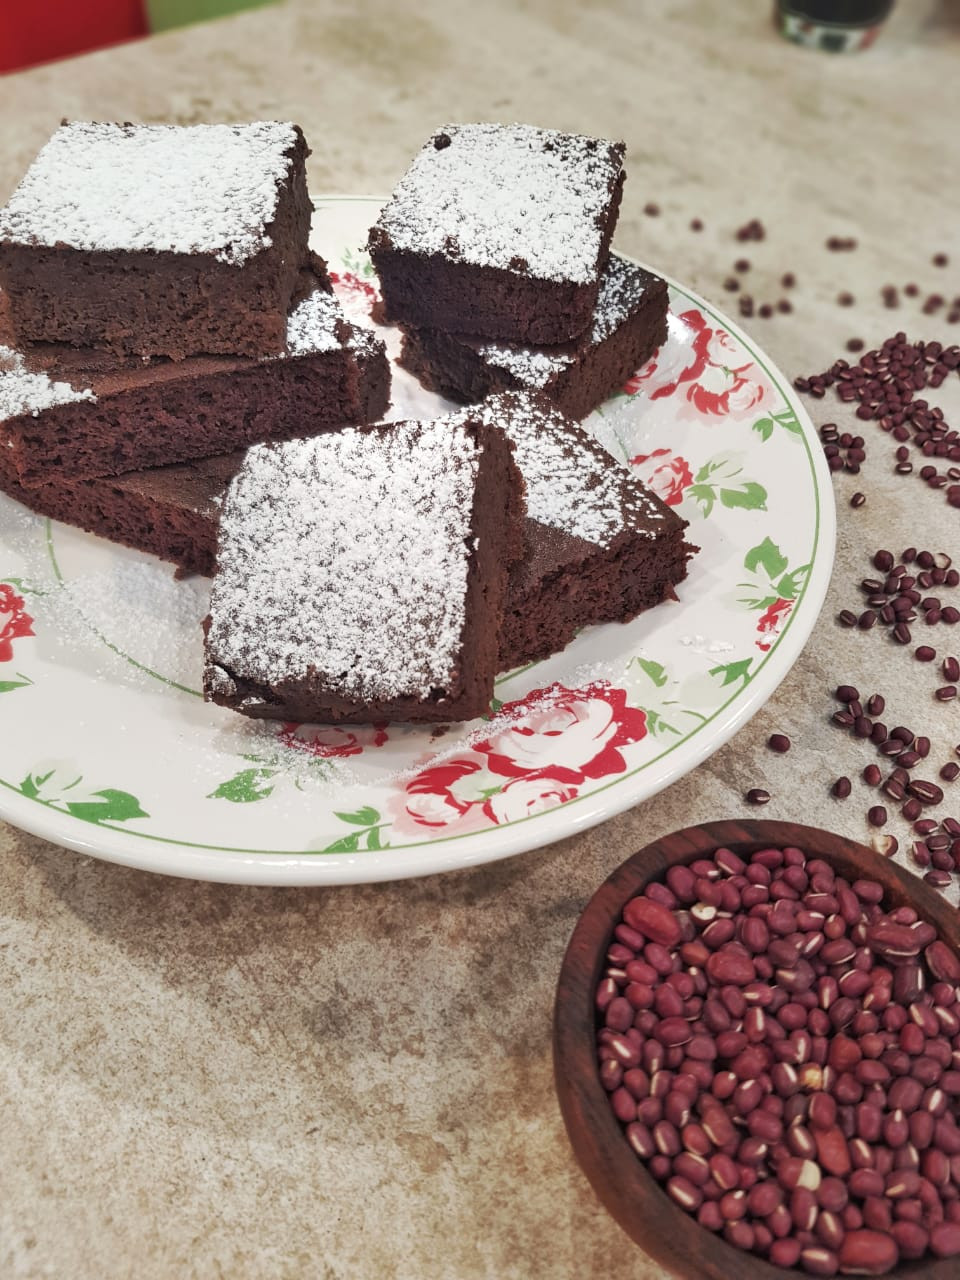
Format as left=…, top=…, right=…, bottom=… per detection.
left=778, top=0, right=894, bottom=26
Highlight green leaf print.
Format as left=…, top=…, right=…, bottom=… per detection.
left=365, top=826, right=384, bottom=851
left=773, top=407, right=802, bottom=435
left=321, top=821, right=389, bottom=853
left=634, top=658, right=669, bottom=689
left=323, top=831, right=362, bottom=853
left=687, top=483, right=720, bottom=517
left=0, top=672, right=32, bottom=694
left=739, top=540, right=810, bottom=610
left=64, top=789, right=149, bottom=823
left=744, top=537, right=788, bottom=580
left=719, top=482, right=767, bottom=512
left=334, top=806, right=381, bottom=826
left=208, top=768, right=278, bottom=803
left=776, top=568, right=809, bottom=600
left=751, top=408, right=802, bottom=441
left=17, top=769, right=149, bottom=825
left=685, top=454, right=767, bottom=518
left=709, top=659, right=754, bottom=689
left=340, top=246, right=375, bottom=278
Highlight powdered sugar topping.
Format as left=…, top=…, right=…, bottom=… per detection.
left=0, top=121, right=300, bottom=265
left=206, top=421, right=481, bottom=702
left=470, top=391, right=667, bottom=546
left=591, top=255, right=659, bottom=344
left=476, top=343, right=565, bottom=390
left=0, top=345, right=95, bottom=420
left=284, top=289, right=343, bottom=356
left=372, top=123, right=623, bottom=284
left=476, top=255, right=658, bottom=388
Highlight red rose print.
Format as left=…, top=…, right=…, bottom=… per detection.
left=477, top=682, right=648, bottom=785
left=624, top=308, right=770, bottom=420
left=630, top=448, right=694, bottom=506
left=625, top=309, right=710, bottom=400
left=0, top=582, right=34, bottom=663
left=388, top=682, right=647, bottom=837
left=329, top=271, right=378, bottom=303
left=482, top=775, right=578, bottom=825
left=686, top=328, right=770, bottom=418
left=278, top=721, right=388, bottom=758
left=389, top=752, right=495, bottom=838
left=329, top=271, right=380, bottom=321
left=755, top=597, right=793, bottom=652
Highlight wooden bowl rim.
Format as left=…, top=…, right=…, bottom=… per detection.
left=553, top=818, right=960, bottom=1280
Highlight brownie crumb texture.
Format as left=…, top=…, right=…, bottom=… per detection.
left=475, top=254, right=661, bottom=387
left=372, top=122, right=624, bottom=284
left=0, top=121, right=300, bottom=265
left=206, top=421, right=483, bottom=706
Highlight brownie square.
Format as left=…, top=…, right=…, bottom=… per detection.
left=203, top=417, right=525, bottom=724
left=399, top=255, right=668, bottom=421
left=368, top=123, right=625, bottom=344
left=466, top=392, right=696, bottom=669
left=0, top=441, right=233, bottom=579
left=0, top=121, right=313, bottom=360
left=0, top=269, right=390, bottom=487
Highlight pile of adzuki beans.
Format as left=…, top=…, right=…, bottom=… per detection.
left=595, top=845, right=960, bottom=1276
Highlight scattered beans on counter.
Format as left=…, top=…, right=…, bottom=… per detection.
left=835, top=547, right=958, bottom=645
left=746, top=788, right=771, bottom=806
left=826, top=682, right=960, bottom=892
left=596, top=844, right=960, bottom=1276
left=796, top=334, right=960, bottom=510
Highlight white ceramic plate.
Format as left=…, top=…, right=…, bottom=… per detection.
left=0, top=197, right=835, bottom=883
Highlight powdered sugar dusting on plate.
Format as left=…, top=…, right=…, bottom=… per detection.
left=476, top=255, right=660, bottom=388
left=206, top=420, right=481, bottom=702
left=372, top=123, right=623, bottom=284
left=0, top=121, right=299, bottom=265
left=469, top=391, right=668, bottom=546
left=0, top=345, right=95, bottom=420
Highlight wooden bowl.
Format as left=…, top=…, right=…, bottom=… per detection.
left=553, top=819, right=960, bottom=1280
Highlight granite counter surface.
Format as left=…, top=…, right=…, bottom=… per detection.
left=1, top=2, right=959, bottom=1275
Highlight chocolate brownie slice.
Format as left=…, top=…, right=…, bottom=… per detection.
left=0, top=392, right=694, bottom=680
left=398, top=255, right=668, bottom=421
left=0, top=441, right=232, bottom=578
left=203, top=418, right=525, bottom=724
left=466, top=392, right=696, bottom=669
left=0, top=272, right=390, bottom=487
left=368, top=123, right=625, bottom=344
left=0, top=121, right=313, bottom=360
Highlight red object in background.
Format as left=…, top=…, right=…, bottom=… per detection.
left=0, top=1, right=147, bottom=74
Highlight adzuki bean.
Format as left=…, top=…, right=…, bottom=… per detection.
left=597, top=844, right=960, bottom=1275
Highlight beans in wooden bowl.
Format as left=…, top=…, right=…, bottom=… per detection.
left=554, top=820, right=960, bottom=1279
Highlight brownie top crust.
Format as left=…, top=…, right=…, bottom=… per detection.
left=0, top=121, right=302, bottom=265
left=467, top=391, right=679, bottom=548
left=473, top=255, right=665, bottom=388
left=0, top=344, right=94, bottom=419
left=370, top=123, right=625, bottom=285
left=206, top=420, right=484, bottom=703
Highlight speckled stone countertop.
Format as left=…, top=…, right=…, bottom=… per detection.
left=1, top=2, right=959, bottom=1276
